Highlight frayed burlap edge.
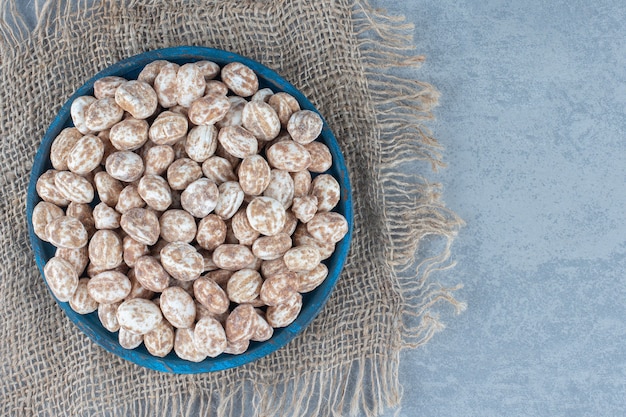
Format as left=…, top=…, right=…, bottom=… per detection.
left=350, top=3, right=466, bottom=413
left=0, top=1, right=464, bottom=416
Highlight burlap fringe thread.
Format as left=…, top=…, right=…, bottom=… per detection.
left=0, top=1, right=464, bottom=416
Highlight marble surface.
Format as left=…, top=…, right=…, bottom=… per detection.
left=371, top=0, right=626, bottom=416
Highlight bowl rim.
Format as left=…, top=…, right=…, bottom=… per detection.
left=26, top=46, right=353, bottom=373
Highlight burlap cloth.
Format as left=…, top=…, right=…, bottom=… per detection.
left=0, top=0, right=464, bottom=415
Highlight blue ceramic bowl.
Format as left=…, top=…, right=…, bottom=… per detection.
left=26, top=46, right=353, bottom=373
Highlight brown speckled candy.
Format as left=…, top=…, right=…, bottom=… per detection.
left=93, top=171, right=123, bottom=207
left=88, top=230, right=123, bottom=270
left=226, top=269, right=263, bottom=304
left=185, top=125, right=218, bottom=163
left=69, top=278, right=99, bottom=314
left=246, top=196, right=286, bottom=236
left=283, top=245, right=321, bottom=272
left=160, top=242, right=204, bottom=281
left=296, top=263, right=328, bottom=293
left=32, top=201, right=64, bottom=241
left=193, top=317, right=227, bottom=357
left=176, top=63, right=207, bottom=107
left=143, top=145, right=175, bottom=175
left=70, top=96, right=97, bottom=134
left=105, top=151, right=144, bottom=182
left=251, top=309, right=274, bottom=342
left=55, top=246, right=89, bottom=276
left=250, top=309, right=274, bottom=342
left=119, top=326, right=143, bottom=349
left=201, top=156, right=237, bottom=184
left=217, top=125, right=258, bottom=159
left=260, top=257, right=291, bottom=279
left=120, top=208, right=160, bottom=245
left=195, top=60, right=220, bottom=81
left=50, top=128, right=83, bottom=171
left=216, top=96, right=247, bottom=129
left=46, top=216, right=88, bottom=249
left=266, top=292, right=302, bottom=328
left=181, top=178, right=218, bottom=218
left=266, top=140, right=311, bottom=172
left=259, top=273, right=296, bottom=306
left=263, top=169, right=294, bottom=209
left=224, top=338, right=249, bottom=355
left=115, top=80, right=158, bottom=119
left=159, top=209, right=197, bottom=243
left=294, top=224, right=336, bottom=259
left=66, top=134, right=104, bottom=175
left=214, top=181, right=244, bottom=220
left=291, top=195, right=318, bottom=223
left=87, top=270, right=131, bottom=304
left=138, top=60, right=169, bottom=85
left=311, top=174, right=341, bottom=212
left=93, top=202, right=121, bottom=230
left=188, top=94, right=230, bottom=125
left=225, top=304, right=257, bottom=342
left=167, top=158, right=202, bottom=190
left=268, top=92, right=300, bottom=127
left=212, top=244, right=255, bottom=271
left=84, top=97, right=124, bottom=132
left=122, top=236, right=149, bottom=268
left=43, top=256, right=79, bottom=302
left=196, top=214, right=227, bottom=250
left=238, top=154, right=271, bottom=196
left=205, top=80, right=229, bottom=96
left=144, top=319, right=175, bottom=357
left=160, top=286, right=196, bottom=329
left=242, top=101, right=281, bottom=141
left=37, top=170, right=70, bottom=206
left=307, top=212, right=349, bottom=244
left=115, top=185, right=145, bottom=214
left=174, top=328, right=206, bottom=362
left=116, top=298, right=163, bottom=335
left=230, top=208, right=260, bottom=246
left=221, top=62, right=259, bottom=97
left=54, top=171, right=94, bottom=204
left=134, top=255, right=170, bottom=292
left=65, top=202, right=95, bottom=237
left=193, top=276, right=230, bottom=315
left=154, top=62, right=180, bottom=108
left=291, top=170, right=312, bottom=197
left=287, top=110, right=323, bottom=145
left=109, top=118, right=149, bottom=151
left=149, top=111, right=188, bottom=145
left=251, top=88, right=273, bottom=103
left=252, top=233, right=292, bottom=261
left=304, top=141, right=332, bottom=173
left=138, top=174, right=172, bottom=211
left=98, top=301, right=121, bottom=332
left=94, top=76, right=126, bottom=99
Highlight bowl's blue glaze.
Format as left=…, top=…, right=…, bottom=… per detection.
left=25, top=47, right=353, bottom=373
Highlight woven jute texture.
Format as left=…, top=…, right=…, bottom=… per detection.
left=0, top=1, right=464, bottom=416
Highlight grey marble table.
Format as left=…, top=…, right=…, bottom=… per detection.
left=372, top=0, right=626, bottom=416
